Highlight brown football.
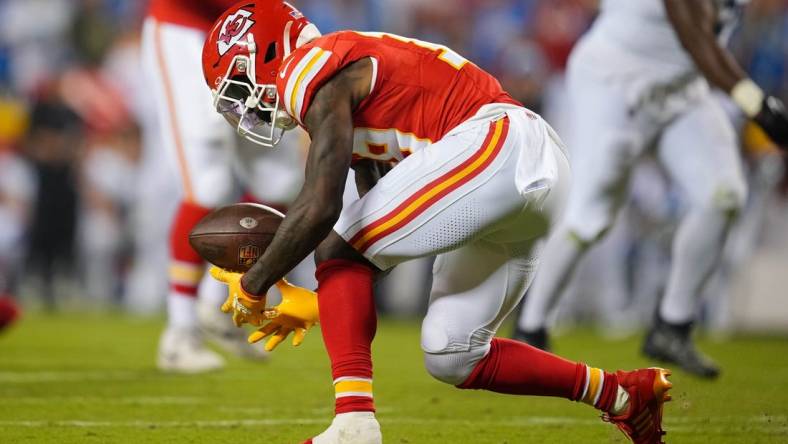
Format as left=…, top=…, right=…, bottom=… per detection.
left=189, top=203, right=284, bottom=272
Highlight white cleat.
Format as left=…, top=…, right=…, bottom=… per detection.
left=157, top=326, right=225, bottom=373
left=197, top=301, right=269, bottom=361
left=310, top=412, right=382, bottom=444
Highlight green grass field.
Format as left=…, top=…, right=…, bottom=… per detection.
left=1, top=314, right=787, bottom=443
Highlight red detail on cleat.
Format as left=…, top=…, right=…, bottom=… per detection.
left=301, top=440, right=313, bottom=444
left=603, top=367, right=673, bottom=444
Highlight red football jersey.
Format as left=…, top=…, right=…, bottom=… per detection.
left=276, top=31, right=521, bottom=163
left=148, top=0, right=238, bottom=31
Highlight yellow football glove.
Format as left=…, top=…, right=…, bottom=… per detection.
left=209, top=266, right=268, bottom=327
left=248, top=279, right=319, bottom=351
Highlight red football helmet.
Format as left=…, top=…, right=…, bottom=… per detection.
left=202, top=1, right=320, bottom=147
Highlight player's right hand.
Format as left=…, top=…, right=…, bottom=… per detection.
left=209, top=266, right=268, bottom=327
left=754, top=95, right=788, bottom=148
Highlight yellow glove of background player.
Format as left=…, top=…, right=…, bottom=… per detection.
left=209, top=266, right=268, bottom=327
left=248, top=280, right=319, bottom=351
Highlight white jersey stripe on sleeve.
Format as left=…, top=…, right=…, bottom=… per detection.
left=369, top=57, right=378, bottom=95
left=291, top=50, right=332, bottom=124
left=283, top=47, right=322, bottom=119
left=282, top=20, right=293, bottom=57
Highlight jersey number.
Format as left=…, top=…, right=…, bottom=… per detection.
left=355, top=31, right=469, bottom=70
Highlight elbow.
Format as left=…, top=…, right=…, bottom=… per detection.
left=318, top=183, right=346, bottom=226
left=309, top=197, right=343, bottom=233
left=323, top=199, right=343, bottom=226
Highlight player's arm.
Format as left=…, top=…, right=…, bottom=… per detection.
left=352, top=159, right=392, bottom=198
left=664, top=0, right=788, bottom=146
left=241, top=59, right=373, bottom=296
left=664, top=0, right=744, bottom=92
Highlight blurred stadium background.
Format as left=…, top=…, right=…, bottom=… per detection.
left=1, top=0, right=788, bottom=442
left=1, top=0, right=788, bottom=331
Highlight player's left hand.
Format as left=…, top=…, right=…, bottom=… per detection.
left=209, top=266, right=268, bottom=327
left=248, top=279, right=319, bottom=351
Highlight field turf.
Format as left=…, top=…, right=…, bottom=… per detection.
left=1, top=313, right=787, bottom=443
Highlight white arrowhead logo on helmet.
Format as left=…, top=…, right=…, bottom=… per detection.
left=217, top=9, right=255, bottom=56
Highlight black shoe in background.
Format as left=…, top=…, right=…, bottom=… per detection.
left=642, top=317, right=720, bottom=379
left=512, top=326, right=551, bottom=352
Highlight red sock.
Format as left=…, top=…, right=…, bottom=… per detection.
left=169, top=201, right=212, bottom=297
left=315, top=259, right=377, bottom=414
left=458, top=338, right=619, bottom=412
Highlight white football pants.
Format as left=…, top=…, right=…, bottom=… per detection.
left=335, top=108, right=571, bottom=384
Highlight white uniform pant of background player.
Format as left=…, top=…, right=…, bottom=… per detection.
left=334, top=108, right=570, bottom=384
left=140, top=18, right=313, bottom=313
left=519, top=36, right=747, bottom=331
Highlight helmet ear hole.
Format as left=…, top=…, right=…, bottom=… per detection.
left=263, top=41, right=277, bottom=63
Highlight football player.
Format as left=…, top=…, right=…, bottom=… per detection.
left=203, top=2, right=673, bottom=443
left=141, top=0, right=307, bottom=372
left=515, top=0, right=788, bottom=379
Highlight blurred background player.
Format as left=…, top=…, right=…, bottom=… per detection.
left=141, top=0, right=309, bottom=373
left=0, top=97, right=30, bottom=332
left=515, top=0, right=788, bottom=378
left=24, top=96, right=83, bottom=310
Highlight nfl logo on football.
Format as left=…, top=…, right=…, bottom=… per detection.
left=238, top=244, right=261, bottom=267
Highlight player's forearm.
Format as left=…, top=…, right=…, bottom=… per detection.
left=241, top=194, right=341, bottom=295
left=240, top=56, right=369, bottom=295
left=684, top=37, right=746, bottom=93
left=242, top=121, right=351, bottom=295
left=688, top=43, right=777, bottom=122
left=664, top=0, right=787, bottom=142
left=664, top=0, right=746, bottom=93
